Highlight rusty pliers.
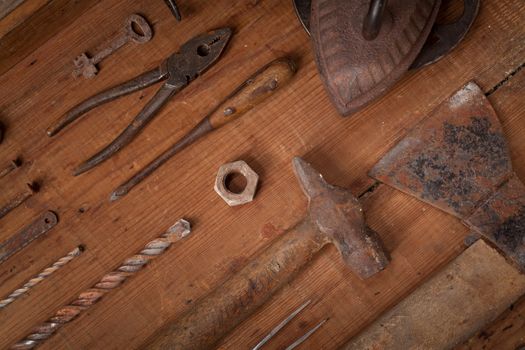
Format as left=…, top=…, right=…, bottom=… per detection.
left=47, top=28, right=232, bottom=176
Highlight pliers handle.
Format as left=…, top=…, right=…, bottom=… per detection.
left=47, top=28, right=232, bottom=176
left=47, top=65, right=169, bottom=137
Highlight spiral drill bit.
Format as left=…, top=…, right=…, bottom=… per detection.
left=0, top=246, right=84, bottom=310
left=12, top=219, right=191, bottom=350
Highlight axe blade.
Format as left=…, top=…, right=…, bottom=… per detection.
left=370, top=81, right=525, bottom=269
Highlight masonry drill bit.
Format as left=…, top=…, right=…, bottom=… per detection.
left=0, top=246, right=84, bottom=310
left=12, top=219, right=191, bottom=350
left=285, top=318, right=328, bottom=350
left=0, top=158, right=22, bottom=178
left=252, top=300, right=312, bottom=350
left=0, top=182, right=38, bottom=220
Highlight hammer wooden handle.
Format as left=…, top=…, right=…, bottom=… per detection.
left=145, top=223, right=323, bottom=349
left=208, top=58, right=296, bottom=128
left=145, top=157, right=389, bottom=349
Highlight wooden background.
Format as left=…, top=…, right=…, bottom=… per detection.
left=0, top=0, right=524, bottom=349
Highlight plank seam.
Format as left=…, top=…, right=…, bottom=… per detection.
left=486, top=61, right=525, bottom=96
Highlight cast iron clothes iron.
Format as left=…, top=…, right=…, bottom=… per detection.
left=370, top=82, right=525, bottom=269
left=293, top=0, right=480, bottom=116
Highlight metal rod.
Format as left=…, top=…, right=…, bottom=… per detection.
left=0, top=158, right=21, bottom=178
left=109, top=119, right=212, bottom=201
left=12, top=219, right=191, bottom=350
left=0, top=211, right=58, bottom=264
left=0, top=246, right=84, bottom=310
left=0, top=182, right=38, bottom=220
left=285, top=318, right=328, bottom=350
left=252, top=300, right=312, bottom=350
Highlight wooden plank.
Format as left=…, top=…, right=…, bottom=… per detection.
left=454, top=65, right=525, bottom=350
left=0, top=0, right=100, bottom=75
left=0, top=0, right=25, bottom=20
left=0, top=0, right=523, bottom=349
left=0, top=0, right=51, bottom=39
left=343, top=240, right=525, bottom=349
left=458, top=295, right=525, bottom=350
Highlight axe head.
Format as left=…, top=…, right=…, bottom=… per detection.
left=293, top=157, right=389, bottom=279
left=370, top=82, right=525, bottom=269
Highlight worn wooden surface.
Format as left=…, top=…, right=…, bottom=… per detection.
left=459, top=295, right=525, bottom=350
left=344, top=240, right=525, bottom=349
left=0, top=0, right=524, bottom=349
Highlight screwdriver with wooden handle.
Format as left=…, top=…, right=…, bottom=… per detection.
left=109, top=57, right=296, bottom=201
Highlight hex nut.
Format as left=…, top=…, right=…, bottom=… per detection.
left=214, top=160, right=259, bottom=207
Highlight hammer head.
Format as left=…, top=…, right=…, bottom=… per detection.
left=293, top=157, right=389, bottom=278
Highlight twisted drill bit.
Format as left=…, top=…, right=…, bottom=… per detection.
left=12, top=219, right=191, bottom=350
left=0, top=246, right=84, bottom=310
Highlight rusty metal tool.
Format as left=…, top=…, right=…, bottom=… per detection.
left=0, top=182, right=38, bottom=220
left=0, top=245, right=84, bottom=309
left=0, top=211, right=58, bottom=264
left=310, top=0, right=441, bottom=116
left=252, top=300, right=312, bottom=350
left=144, top=157, right=389, bottom=349
left=12, top=219, right=191, bottom=350
left=0, top=158, right=21, bottom=178
left=110, top=58, right=296, bottom=201
left=285, top=318, right=327, bottom=350
left=164, top=0, right=182, bottom=21
left=73, top=14, right=153, bottom=79
left=293, top=0, right=480, bottom=116
left=47, top=28, right=232, bottom=176
left=370, top=81, right=525, bottom=269
left=253, top=300, right=326, bottom=350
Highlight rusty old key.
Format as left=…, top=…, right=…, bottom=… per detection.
left=73, top=14, right=153, bottom=79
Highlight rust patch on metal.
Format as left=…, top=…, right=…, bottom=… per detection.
left=466, top=175, right=525, bottom=268
left=370, top=82, right=512, bottom=218
left=0, top=211, right=58, bottom=264
left=371, top=81, right=525, bottom=269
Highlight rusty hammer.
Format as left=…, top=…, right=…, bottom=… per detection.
left=144, top=157, right=389, bottom=349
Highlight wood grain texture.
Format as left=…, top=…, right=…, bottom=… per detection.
left=0, top=0, right=24, bottom=20
left=343, top=240, right=525, bottom=349
left=455, top=65, right=525, bottom=350
left=0, top=0, right=524, bottom=349
left=458, top=295, right=525, bottom=350
left=0, top=0, right=100, bottom=75
left=0, top=0, right=50, bottom=38
left=208, top=58, right=296, bottom=129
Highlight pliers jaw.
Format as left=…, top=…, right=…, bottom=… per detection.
left=166, top=28, right=232, bottom=84
left=49, top=28, right=233, bottom=175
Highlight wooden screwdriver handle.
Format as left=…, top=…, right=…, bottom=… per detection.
left=208, top=58, right=296, bottom=128
left=145, top=222, right=324, bottom=350
left=109, top=57, right=297, bottom=201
